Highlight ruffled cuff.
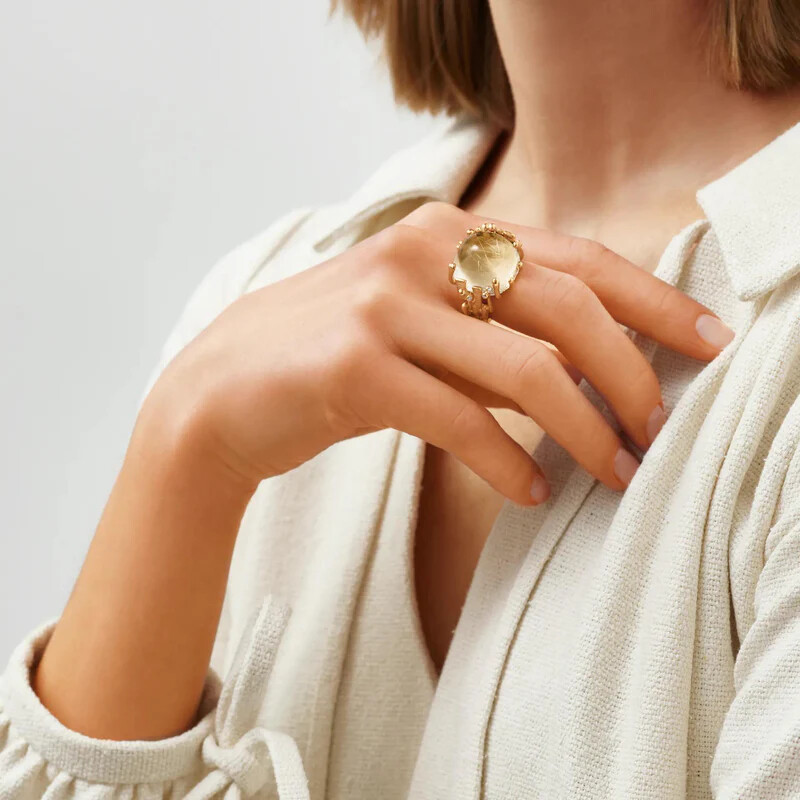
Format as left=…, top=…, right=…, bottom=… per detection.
left=0, top=596, right=309, bottom=799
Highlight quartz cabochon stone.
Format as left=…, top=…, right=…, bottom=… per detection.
left=454, top=231, right=519, bottom=295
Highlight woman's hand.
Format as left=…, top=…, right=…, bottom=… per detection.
left=32, top=201, right=732, bottom=742
left=144, top=201, right=732, bottom=507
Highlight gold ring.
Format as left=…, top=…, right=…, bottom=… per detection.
left=448, top=222, right=523, bottom=322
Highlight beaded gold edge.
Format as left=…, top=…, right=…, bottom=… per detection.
left=448, top=221, right=523, bottom=322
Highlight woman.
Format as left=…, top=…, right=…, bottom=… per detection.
left=2, top=0, right=800, bottom=797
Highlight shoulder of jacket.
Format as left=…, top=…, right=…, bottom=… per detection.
left=139, top=206, right=317, bottom=402
left=146, top=113, right=497, bottom=397
left=191, top=206, right=318, bottom=319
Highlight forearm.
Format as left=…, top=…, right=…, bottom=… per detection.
left=31, top=400, right=257, bottom=741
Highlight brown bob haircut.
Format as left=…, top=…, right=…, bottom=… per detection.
left=333, top=0, right=800, bottom=129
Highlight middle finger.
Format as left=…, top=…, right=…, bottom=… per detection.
left=393, top=218, right=664, bottom=450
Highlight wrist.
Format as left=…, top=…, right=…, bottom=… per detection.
left=131, top=386, right=259, bottom=512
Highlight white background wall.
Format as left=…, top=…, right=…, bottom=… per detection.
left=0, top=2, right=436, bottom=660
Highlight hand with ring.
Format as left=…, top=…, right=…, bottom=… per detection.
left=139, top=200, right=734, bottom=507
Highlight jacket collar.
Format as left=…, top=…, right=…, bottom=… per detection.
left=312, top=112, right=800, bottom=302
left=695, top=118, right=800, bottom=300
left=311, top=114, right=502, bottom=253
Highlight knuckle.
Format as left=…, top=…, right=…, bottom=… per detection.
left=501, top=339, right=555, bottom=394
left=449, top=400, right=488, bottom=443
left=321, top=329, right=380, bottom=435
left=542, top=270, right=596, bottom=315
left=651, top=280, right=680, bottom=317
left=370, top=223, right=412, bottom=262
left=369, top=223, right=428, bottom=275
left=628, top=357, right=661, bottom=401
left=402, top=200, right=453, bottom=228
left=348, top=273, right=398, bottom=327
left=569, top=236, right=612, bottom=271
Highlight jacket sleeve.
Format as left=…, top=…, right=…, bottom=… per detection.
left=710, top=406, right=800, bottom=799
left=0, top=207, right=316, bottom=798
left=0, top=596, right=309, bottom=798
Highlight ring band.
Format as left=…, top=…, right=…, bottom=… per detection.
left=448, top=222, right=523, bottom=322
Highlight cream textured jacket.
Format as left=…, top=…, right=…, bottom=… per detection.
left=3, top=112, right=800, bottom=800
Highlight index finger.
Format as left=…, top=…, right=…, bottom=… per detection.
left=483, top=220, right=735, bottom=361
left=402, top=202, right=734, bottom=361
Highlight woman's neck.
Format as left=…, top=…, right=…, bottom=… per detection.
left=465, top=0, right=800, bottom=269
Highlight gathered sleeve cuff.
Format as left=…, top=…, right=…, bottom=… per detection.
left=0, top=596, right=309, bottom=799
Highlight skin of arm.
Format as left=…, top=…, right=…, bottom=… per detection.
left=32, top=396, right=258, bottom=740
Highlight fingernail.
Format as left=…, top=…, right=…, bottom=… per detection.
left=614, top=448, right=639, bottom=487
left=696, top=314, right=735, bottom=350
left=530, top=474, right=551, bottom=504
left=646, top=403, right=668, bottom=445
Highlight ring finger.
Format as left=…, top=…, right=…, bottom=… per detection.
left=393, top=303, right=641, bottom=490
left=391, top=219, right=664, bottom=450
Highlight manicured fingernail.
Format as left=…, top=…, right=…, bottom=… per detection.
left=646, top=403, right=667, bottom=445
left=530, top=474, right=551, bottom=504
left=696, top=314, right=735, bottom=350
left=614, top=448, right=639, bottom=487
